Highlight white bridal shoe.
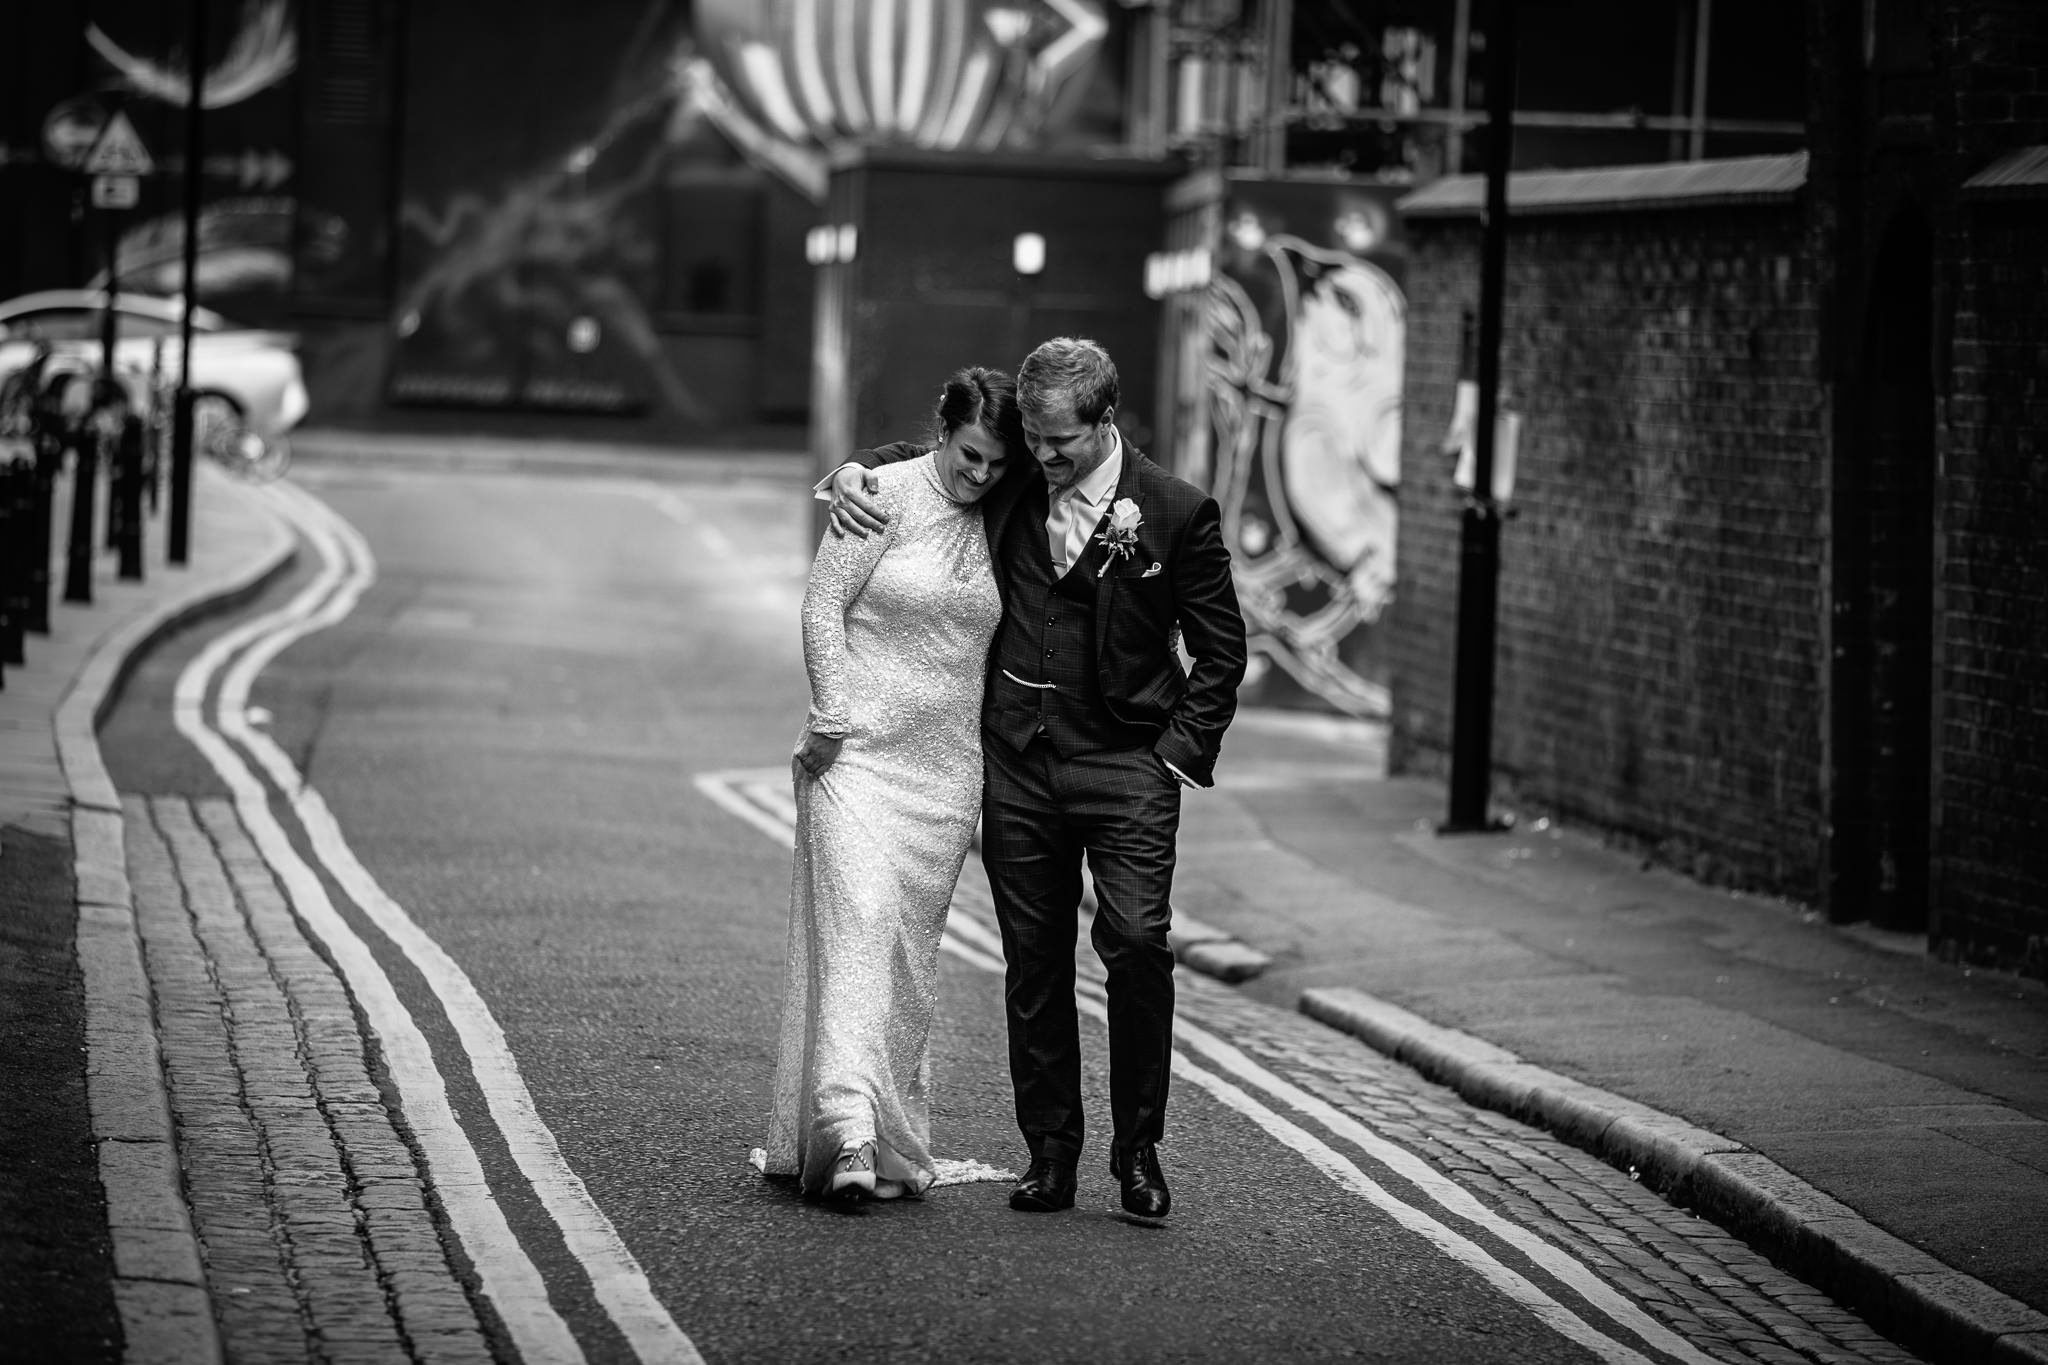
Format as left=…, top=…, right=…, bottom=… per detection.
left=827, top=1141, right=877, bottom=1200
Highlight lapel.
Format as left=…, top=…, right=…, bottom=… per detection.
left=984, top=469, right=1036, bottom=594
left=1092, top=445, right=1149, bottom=659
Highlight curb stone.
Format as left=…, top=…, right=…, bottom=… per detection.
left=1301, top=984, right=2048, bottom=1365
left=60, top=476, right=298, bottom=1365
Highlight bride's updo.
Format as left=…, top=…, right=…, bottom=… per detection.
left=931, top=367, right=1026, bottom=459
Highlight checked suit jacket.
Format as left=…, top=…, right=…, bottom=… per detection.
left=853, top=439, right=1248, bottom=787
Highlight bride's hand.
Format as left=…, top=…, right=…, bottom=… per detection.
left=827, top=465, right=888, bottom=539
left=793, top=730, right=845, bottom=779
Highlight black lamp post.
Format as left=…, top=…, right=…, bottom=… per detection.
left=1442, top=0, right=1519, bottom=834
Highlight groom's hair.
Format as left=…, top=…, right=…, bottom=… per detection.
left=1019, top=337, right=1119, bottom=426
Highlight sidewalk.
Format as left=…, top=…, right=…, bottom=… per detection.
left=0, top=466, right=297, bottom=1363
left=1174, top=711, right=2048, bottom=1364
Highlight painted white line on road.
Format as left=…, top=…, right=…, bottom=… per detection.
left=940, top=888, right=1720, bottom=1365
left=695, top=769, right=806, bottom=848
left=694, top=770, right=1004, bottom=976
left=233, top=491, right=704, bottom=1365
left=172, top=488, right=587, bottom=1365
left=219, top=483, right=705, bottom=1365
left=696, top=770, right=1672, bottom=1365
left=1152, top=1022, right=1657, bottom=1365
left=1167, top=1018, right=1724, bottom=1365
left=636, top=481, right=735, bottom=558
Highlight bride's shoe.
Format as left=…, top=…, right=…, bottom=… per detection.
left=871, top=1178, right=907, bottom=1201
left=827, top=1141, right=876, bottom=1200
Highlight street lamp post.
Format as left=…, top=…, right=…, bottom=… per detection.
left=1443, top=0, right=1520, bottom=833
left=169, top=0, right=207, bottom=566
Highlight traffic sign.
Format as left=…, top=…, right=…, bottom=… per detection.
left=82, top=111, right=154, bottom=177
left=91, top=175, right=139, bottom=210
left=42, top=94, right=111, bottom=170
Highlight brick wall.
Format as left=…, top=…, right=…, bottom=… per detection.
left=1389, top=206, right=1830, bottom=897
left=1929, top=0, right=2048, bottom=970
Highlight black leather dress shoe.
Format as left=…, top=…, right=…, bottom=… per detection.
left=1008, top=1156, right=1077, bottom=1212
left=1109, top=1144, right=1171, bottom=1218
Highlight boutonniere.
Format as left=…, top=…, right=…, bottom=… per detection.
left=1095, top=498, right=1143, bottom=577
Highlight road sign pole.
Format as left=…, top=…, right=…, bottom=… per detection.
left=171, top=0, right=208, bottom=564
left=170, top=0, right=207, bottom=566
left=100, top=197, right=119, bottom=380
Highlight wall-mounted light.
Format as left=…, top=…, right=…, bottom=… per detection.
left=1226, top=210, right=1265, bottom=251
left=806, top=224, right=861, bottom=267
left=1334, top=204, right=1388, bottom=254
left=1141, top=247, right=1214, bottom=299
left=1013, top=232, right=1046, bottom=276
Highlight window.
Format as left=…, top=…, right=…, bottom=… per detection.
left=657, top=173, right=764, bottom=327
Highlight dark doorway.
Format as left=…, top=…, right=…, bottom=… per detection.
left=1829, top=205, right=1936, bottom=931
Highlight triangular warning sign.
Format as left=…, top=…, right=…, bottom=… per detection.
left=83, top=111, right=153, bottom=176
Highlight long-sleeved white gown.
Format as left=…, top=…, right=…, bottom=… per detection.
left=763, top=453, right=1002, bottom=1197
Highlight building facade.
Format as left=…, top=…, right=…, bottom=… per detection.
left=1386, top=0, right=2048, bottom=971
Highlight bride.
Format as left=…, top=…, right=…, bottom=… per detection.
left=762, top=367, right=1021, bottom=1200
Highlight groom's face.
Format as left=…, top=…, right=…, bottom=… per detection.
left=1022, top=401, right=1115, bottom=492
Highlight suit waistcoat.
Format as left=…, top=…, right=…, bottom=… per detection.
left=986, top=487, right=1147, bottom=756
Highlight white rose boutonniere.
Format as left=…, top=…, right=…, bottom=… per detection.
left=1095, top=498, right=1144, bottom=577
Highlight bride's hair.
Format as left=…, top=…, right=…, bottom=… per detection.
left=931, top=367, right=1026, bottom=458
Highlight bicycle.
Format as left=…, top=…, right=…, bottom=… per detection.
left=143, top=338, right=291, bottom=483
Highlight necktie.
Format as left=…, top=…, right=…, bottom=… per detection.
left=1047, top=486, right=1080, bottom=576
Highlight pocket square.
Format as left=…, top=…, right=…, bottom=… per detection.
left=1139, top=562, right=1164, bottom=578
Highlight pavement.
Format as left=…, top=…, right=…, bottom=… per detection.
left=1, top=462, right=296, bottom=1363
left=3, top=430, right=2044, bottom=1364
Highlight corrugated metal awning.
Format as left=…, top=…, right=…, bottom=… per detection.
left=1962, top=145, right=2048, bottom=198
left=1398, top=152, right=1808, bottom=218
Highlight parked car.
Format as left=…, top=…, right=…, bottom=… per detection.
left=0, top=290, right=308, bottom=457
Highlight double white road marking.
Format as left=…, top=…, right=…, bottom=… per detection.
left=697, top=769, right=1724, bottom=1365
left=184, top=477, right=1721, bottom=1365
left=176, top=482, right=701, bottom=1365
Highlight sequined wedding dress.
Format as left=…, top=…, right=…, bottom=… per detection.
left=764, top=453, right=1002, bottom=1197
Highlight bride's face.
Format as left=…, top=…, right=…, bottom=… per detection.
left=935, top=420, right=1009, bottom=503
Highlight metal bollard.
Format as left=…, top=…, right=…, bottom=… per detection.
left=113, top=413, right=144, bottom=582
left=26, top=431, right=57, bottom=633
left=0, top=454, right=28, bottom=667
left=0, top=456, right=20, bottom=675
left=63, top=431, right=97, bottom=605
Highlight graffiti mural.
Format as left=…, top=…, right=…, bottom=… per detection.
left=1197, top=183, right=1407, bottom=717
left=385, top=0, right=1125, bottom=420
left=386, top=3, right=702, bottom=416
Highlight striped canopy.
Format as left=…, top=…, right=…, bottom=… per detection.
left=694, top=0, right=1110, bottom=153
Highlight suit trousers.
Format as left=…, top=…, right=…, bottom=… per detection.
left=981, top=730, right=1181, bottom=1165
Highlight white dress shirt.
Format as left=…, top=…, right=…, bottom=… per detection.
left=1046, top=430, right=1123, bottom=577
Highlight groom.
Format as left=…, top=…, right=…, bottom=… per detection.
left=826, top=337, right=1247, bottom=1217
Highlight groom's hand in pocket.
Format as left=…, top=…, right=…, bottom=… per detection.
left=794, top=730, right=845, bottom=779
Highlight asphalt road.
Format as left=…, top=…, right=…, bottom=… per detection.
left=91, top=458, right=1918, bottom=1365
